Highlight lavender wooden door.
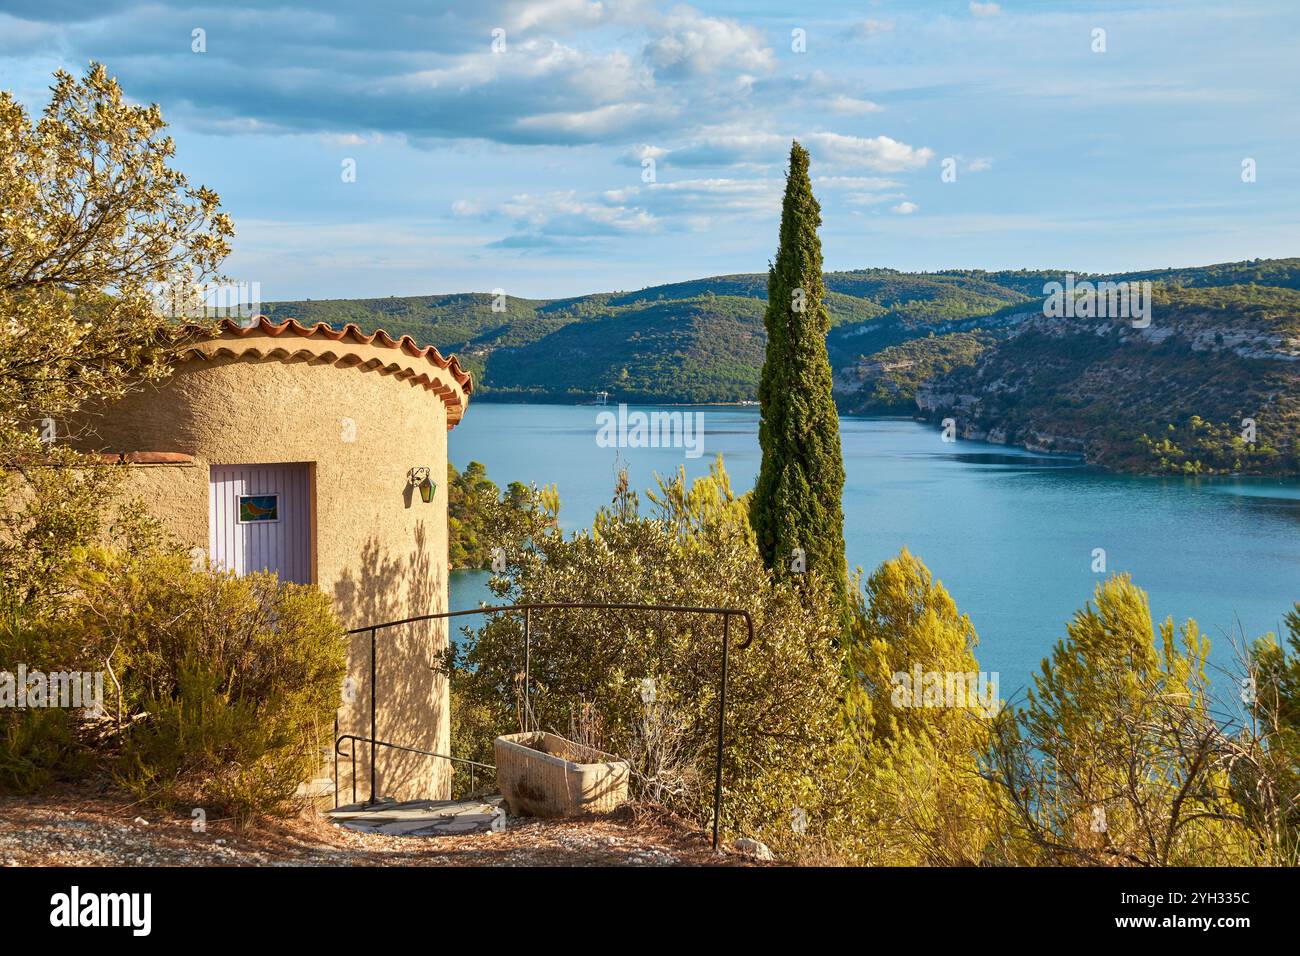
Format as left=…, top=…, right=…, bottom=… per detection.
left=209, top=464, right=312, bottom=584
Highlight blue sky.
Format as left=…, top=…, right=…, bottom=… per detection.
left=2, top=0, right=1297, bottom=300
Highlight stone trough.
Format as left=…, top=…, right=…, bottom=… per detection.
left=494, top=731, right=630, bottom=818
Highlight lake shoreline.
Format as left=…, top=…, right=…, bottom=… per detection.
left=462, top=397, right=1298, bottom=479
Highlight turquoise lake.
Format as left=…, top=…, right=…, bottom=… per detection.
left=449, top=403, right=1300, bottom=702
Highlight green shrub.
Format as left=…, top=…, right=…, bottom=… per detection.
left=41, top=548, right=347, bottom=822
left=453, top=457, right=852, bottom=854
left=0, top=707, right=88, bottom=794
left=447, top=682, right=499, bottom=798
left=0, top=598, right=96, bottom=794
left=986, top=576, right=1277, bottom=865
left=1244, top=603, right=1300, bottom=858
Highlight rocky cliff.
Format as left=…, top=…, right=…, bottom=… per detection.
left=916, top=286, right=1300, bottom=475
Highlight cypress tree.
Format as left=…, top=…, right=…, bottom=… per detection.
left=750, top=141, right=847, bottom=605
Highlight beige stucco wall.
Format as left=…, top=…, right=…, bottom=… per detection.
left=72, top=337, right=467, bottom=804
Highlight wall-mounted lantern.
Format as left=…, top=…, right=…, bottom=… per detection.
left=408, top=466, right=436, bottom=503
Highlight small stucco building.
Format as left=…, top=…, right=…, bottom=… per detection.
left=74, top=316, right=473, bottom=801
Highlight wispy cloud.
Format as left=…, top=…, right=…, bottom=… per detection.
left=827, top=94, right=885, bottom=114
left=847, top=19, right=894, bottom=39
left=647, top=130, right=932, bottom=172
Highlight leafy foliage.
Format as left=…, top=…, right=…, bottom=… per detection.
left=0, top=64, right=342, bottom=824
left=1137, top=416, right=1286, bottom=475
left=0, top=56, right=236, bottom=631
left=448, top=462, right=983, bottom=863
left=448, top=460, right=551, bottom=569
left=484, top=295, right=767, bottom=403
left=0, top=638, right=89, bottom=794
left=0, top=62, right=232, bottom=458
left=259, top=269, right=1033, bottom=404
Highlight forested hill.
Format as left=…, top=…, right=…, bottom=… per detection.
left=259, top=266, right=1038, bottom=402
left=262, top=258, right=1300, bottom=474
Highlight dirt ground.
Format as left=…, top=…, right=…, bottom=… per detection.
left=0, top=784, right=767, bottom=867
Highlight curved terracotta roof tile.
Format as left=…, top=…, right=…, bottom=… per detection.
left=181, top=316, right=473, bottom=428
left=206, top=316, right=473, bottom=392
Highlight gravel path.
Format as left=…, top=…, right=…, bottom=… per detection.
left=0, top=786, right=762, bottom=867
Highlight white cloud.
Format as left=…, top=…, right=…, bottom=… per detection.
left=392, top=38, right=648, bottom=108
left=662, top=132, right=786, bottom=168
left=513, top=102, right=673, bottom=140
left=638, top=177, right=782, bottom=216
left=969, top=2, right=1002, bottom=17
left=319, top=132, right=368, bottom=147
left=498, top=190, right=658, bottom=238
left=821, top=176, right=908, bottom=208
left=892, top=201, right=919, bottom=214
left=549, top=177, right=784, bottom=232
left=965, top=157, right=994, bottom=172
left=0, top=13, right=59, bottom=53
left=475, top=170, right=801, bottom=250
left=652, top=130, right=932, bottom=173
left=619, top=143, right=669, bottom=166
left=8, top=3, right=781, bottom=150
left=804, top=132, right=934, bottom=172
left=642, top=10, right=775, bottom=79
left=507, top=0, right=608, bottom=33
left=827, top=94, right=884, bottom=114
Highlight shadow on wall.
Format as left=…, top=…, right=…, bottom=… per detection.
left=332, top=523, right=449, bottom=802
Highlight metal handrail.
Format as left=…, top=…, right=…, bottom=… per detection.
left=333, top=733, right=495, bottom=807
left=341, top=602, right=754, bottom=850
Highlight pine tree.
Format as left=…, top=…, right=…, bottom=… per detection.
left=750, top=141, right=847, bottom=604
left=840, top=549, right=998, bottom=864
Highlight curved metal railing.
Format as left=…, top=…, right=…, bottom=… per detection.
left=340, top=602, right=754, bottom=850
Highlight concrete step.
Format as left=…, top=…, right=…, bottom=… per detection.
left=329, top=796, right=506, bottom=837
